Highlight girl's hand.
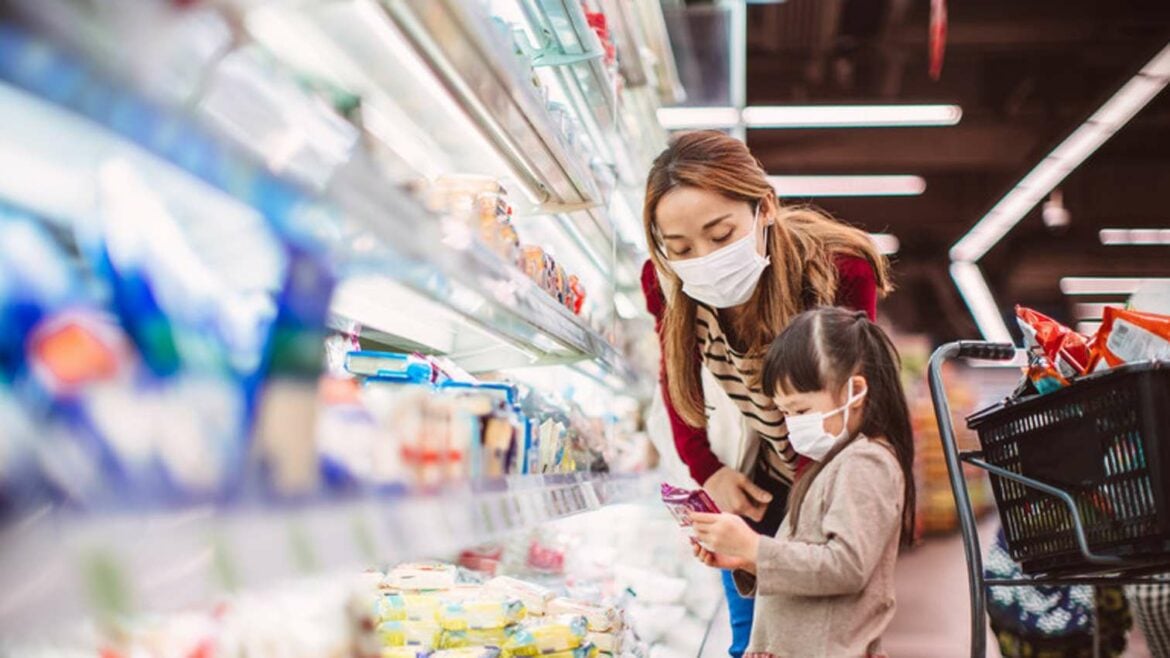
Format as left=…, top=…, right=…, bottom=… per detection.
left=703, top=467, right=772, bottom=522
left=691, top=540, right=755, bottom=572
left=689, top=512, right=760, bottom=561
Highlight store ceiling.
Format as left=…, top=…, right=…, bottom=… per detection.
left=743, top=0, right=1170, bottom=342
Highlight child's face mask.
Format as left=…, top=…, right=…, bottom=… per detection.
left=783, top=379, right=867, bottom=462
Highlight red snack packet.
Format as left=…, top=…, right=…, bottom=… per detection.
left=660, top=483, right=720, bottom=532
left=1092, top=307, right=1170, bottom=369
left=1015, top=306, right=1091, bottom=378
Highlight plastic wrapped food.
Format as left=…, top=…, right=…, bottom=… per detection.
left=385, top=563, right=459, bottom=591
left=483, top=576, right=555, bottom=616
left=436, top=596, right=526, bottom=631
left=378, top=620, right=407, bottom=647
left=546, top=599, right=621, bottom=633
left=382, top=649, right=430, bottom=658
left=375, top=593, right=409, bottom=622
left=430, top=647, right=503, bottom=658
left=436, top=627, right=510, bottom=649
left=660, top=483, right=720, bottom=532
left=541, top=643, right=598, bottom=658
left=1092, top=307, right=1170, bottom=369
left=586, top=631, right=622, bottom=654
left=506, top=615, right=588, bottom=655
left=402, top=620, right=441, bottom=649
left=1015, top=306, right=1091, bottom=378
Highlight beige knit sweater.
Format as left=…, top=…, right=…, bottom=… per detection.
left=733, top=437, right=905, bottom=658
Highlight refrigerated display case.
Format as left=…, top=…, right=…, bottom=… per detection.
left=0, top=1, right=713, bottom=654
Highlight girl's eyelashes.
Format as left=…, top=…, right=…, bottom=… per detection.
left=712, top=231, right=734, bottom=243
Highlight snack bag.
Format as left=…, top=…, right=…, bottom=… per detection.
left=402, top=619, right=442, bottom=649
left=1093, top=307, right=1170, bottom=368
left=1025, top=353, right=1069, bottom=395
left=401, top=592, right=444, bottom=622
left=542, top=643, right=598, bottom=658
left=483, top=576, right=555, bottom=615
left=545, top=599, right=621, bottom=633
left=1015, top=306, right=1091, bottom=378
left=378, top=621, right=407, bottom=647
left=375, top=593, right=409, bottom=622
left=437, top=596, right=526, bottom=631
left=505, top=615, right=588, bottom=655
left=385, top=562, right=459, bottom=591
left=660, top=483, right=720, bottom=533
left=382, top=649, right=430, bottom=658
left=436, top=628, right=510, bottom=650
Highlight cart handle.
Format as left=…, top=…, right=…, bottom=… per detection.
left=961, top=456, right=1126, bottom=566
left=955, top=341, right=1017, bottom=361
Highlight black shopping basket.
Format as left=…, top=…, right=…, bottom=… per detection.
left=967, top=361, right=1170, bottom=576
left=928, top=342, right=1170, bottom=658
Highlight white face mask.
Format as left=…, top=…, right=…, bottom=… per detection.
left=785, top=379, right=867, bottom=462
left=665, top=203, right=769, bottom=308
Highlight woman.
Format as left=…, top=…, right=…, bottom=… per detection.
left=641, top=130, right=891, bottom=657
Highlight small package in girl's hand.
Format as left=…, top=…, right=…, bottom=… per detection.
left=660, top=483, right=720, bottom=533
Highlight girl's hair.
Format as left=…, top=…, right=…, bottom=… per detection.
left=760, top=307, right=916, bottom=546
left=643, top=130, right=893, bottom=428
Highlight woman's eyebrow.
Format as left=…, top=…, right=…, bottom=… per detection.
left=660, top=214, right=732, bottom=240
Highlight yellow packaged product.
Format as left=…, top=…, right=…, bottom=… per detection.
left=430, top=647, right=503, bottom=658
left=505, top=615, right=587, bottom=655
left=402, top=592, right=444, bottom=621
left=436, top=628, right=511, bottom=649
left=437, top=596, right=526, bottom=631
left=378, top=621, right=407, bottom=647
left=586, top=631, right=622, bottom=654
left=546, top=599, right=620, bottom=633
left=542, top=643, right=598, bottom=658
left=403, top=619, right=442, bottom=649
left=382, top=649, right=429, bottom=658
left=375, top=593, right=408, bottom=622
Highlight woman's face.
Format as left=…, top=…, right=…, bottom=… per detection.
left=654, top=186, right=769, bottom=261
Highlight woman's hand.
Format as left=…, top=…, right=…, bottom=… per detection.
left=690, top=512, right=761, bottom=562
left=691, top=540, right=756, bottom=572
left=703, top=466, right=772, bottom=522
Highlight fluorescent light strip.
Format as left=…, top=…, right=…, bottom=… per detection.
left=950, top=41, right=1170, bottom=262
left=869, top=233, right=900, bottom=255
left=950, top=261, right=1013, bottom=343
left=1077, top=321, right=1103, bottom=336
left=656, top=106, right=739, bottom=130
left=1099, top=228, right=1170, bottom=245
left=1060, top=277, right=1170, bottom=295
left=768, top=175, right=926, bottom=197
left=743, top=104, right=962, bottom=128
left=1073, top=302, right=1119, bottom=319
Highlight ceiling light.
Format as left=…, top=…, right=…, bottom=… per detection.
left=1060, top=277, right=1170, bottom=296
left=655, top=106, right=739, bottom=130
left=1099, top=228, right=1170, bottom=245
left=769, top=175, right=925, bottom=197
left=743, top=104, right=962, bottom=128
left=869, top=233, right=900, bottom=255
left=950, top=41, right=1170, bottom=262
left=949, top=261, right=1013, bottom=343
left=1073, top=302, right=1118, bottom=319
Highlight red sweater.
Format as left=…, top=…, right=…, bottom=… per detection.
left=642, top=255, right=879, bottom=485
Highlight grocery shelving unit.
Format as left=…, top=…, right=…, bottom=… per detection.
left=0, top=0, right=689, bottom=644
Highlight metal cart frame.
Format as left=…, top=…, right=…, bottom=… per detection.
left=928, top=340, right=1170, bottom=658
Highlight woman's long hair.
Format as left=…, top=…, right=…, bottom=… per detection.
left=760, top=308, right=916, bottom=545
left=643, top=130, right=892, bottom=428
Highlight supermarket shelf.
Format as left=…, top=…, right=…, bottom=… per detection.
left=0, top=472, right=658, bottom=637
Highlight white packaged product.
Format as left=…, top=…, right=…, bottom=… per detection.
left=547, top=598, right=621, bottom=633
left=483, top=575, right=555, bottom=615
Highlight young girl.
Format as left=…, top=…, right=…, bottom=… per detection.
left=689, top=307, right=916, bottom=658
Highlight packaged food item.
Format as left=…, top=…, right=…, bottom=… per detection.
left=436, top=596, right=526, bottom=631
left=483, top=576, right=554, bottom=615
left=399, top=619, right=441, bottom=649
left=1015, top=306, right=1091, bottom=378
left=541, top=642, right=598, bottom=658
left=1092, top=307, right=1170, bottom=369
left=459, top=545, right=504, bottom=576
left=660, top=483, right=720, bottom=531
left=384, top=563, right=459, bottom=591
left=1024, top=353, right=1068, bottom=395
left=375, top=593, right=409, bottom=622
left=506, top=615, right=588, bottom=655
left=382, top=648, right=430, bottom=658
left=430, top=647, right=502, bottom=658
left=436, top=627, right=510, bottom=649
left=378, top=620, right=408, bottom=646
left=586, top=631, right=622, bottom=654
left=546, top=599, right=621, bottom=633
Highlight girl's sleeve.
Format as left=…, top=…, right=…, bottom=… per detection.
left=641, top=260, right=723, bottom=486
left=733, top=447, right=903, bottom=597
left=834, top=254, right=878, bottom=321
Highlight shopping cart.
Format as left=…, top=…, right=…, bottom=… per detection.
left=928, top=341, right=1170, bottom=658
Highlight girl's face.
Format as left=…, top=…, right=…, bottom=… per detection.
left=654, top=186, right=770, bottom=261
left=774, top=374, right=868, bottom=438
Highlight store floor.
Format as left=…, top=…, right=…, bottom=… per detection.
left=698, top=516, right=1153, bottom=657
